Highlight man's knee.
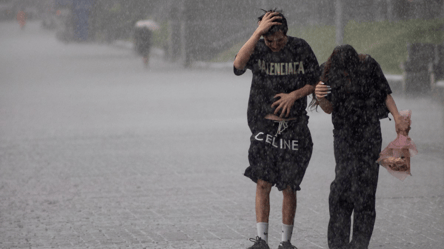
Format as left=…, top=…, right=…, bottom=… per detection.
left=283, top=185, right=296, bottom=195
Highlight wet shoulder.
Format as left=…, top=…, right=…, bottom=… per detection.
left=287, top=36, right=310, bottom=47
left=287, top=36, right=313, bottom=54
left=359, top=54, right=380, bottom=72
left=360, top=54, right=379, bottom=66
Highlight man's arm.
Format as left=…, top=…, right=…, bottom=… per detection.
left=271, top=84, right=315, bottom=118
left=233, top=12, right=282, bottom=70
left=233, top=31, right=262, bottom=70
left=317, top=97, right=333, bottom=114
left=271, top=40, right=320, bottom=118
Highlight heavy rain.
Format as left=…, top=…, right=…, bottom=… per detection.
left=0, top=0, right=443, bottom=248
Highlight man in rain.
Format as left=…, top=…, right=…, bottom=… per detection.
left=134, top=26, right=152, bottom=67
left=233, top=10, right=320, bottom=249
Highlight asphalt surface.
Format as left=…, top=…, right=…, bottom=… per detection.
left=0, top=21, right=443, bottom=249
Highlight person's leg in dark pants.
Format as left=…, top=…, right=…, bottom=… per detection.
left=328, top=132, right=354, bottom=249
left=328, top=182, right=353, bottom=248
left=349, top=135, right=381, bottom=249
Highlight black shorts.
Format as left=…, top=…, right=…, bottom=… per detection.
left=245, top=117, right=313, bottom=191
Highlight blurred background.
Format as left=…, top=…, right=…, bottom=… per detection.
left=1, top=0, right=444, bottom=73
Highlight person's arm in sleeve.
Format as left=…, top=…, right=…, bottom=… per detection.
left=369, top=56, right=409, bottom=134
left=271, top=41, right=320, bottom=117
left=233, top=12, right=282, bottom=71
left=272, top=84, right=315, bottom=117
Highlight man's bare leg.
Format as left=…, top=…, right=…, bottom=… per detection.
left=256, top=179, right=272, bottom=222
left=281, top=186, right=297, bottom=243
left=282, top=186, right=297, bottom=225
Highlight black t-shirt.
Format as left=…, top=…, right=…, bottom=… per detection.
left=234, top=36, right=320, bottom=131
left=322, top=55, right=392, bottom=131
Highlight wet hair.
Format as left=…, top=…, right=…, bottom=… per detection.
left=321, top=44, right=360, bottom=84
left=309, top=44, right=361, bottom=109
left=258, top=9, right=288, bottom=36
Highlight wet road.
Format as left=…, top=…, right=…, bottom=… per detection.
left=0, top=21, right=443, bottom=248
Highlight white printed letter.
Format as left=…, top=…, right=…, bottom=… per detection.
left=266, top=134, right=273, bottom=144
left=255, top=132, right=264, bottom=141
left=298, top=61, right=305, bottom=74
left=292, top=140, right=299, bottom=151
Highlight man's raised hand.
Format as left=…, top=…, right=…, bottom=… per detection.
left=256, top=12, right=282, bottom=36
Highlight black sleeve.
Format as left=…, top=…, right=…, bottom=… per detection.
left=369, top=56, right=392, bottom=95
left=368, top=56, right=392, bottom=119
left=233, top=65, right=246, bottom=76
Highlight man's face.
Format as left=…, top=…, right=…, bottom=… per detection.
left=264, top=30, right=287, bottom=52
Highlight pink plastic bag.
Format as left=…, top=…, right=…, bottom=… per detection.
left=377, top=110, right=418, bottom=181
